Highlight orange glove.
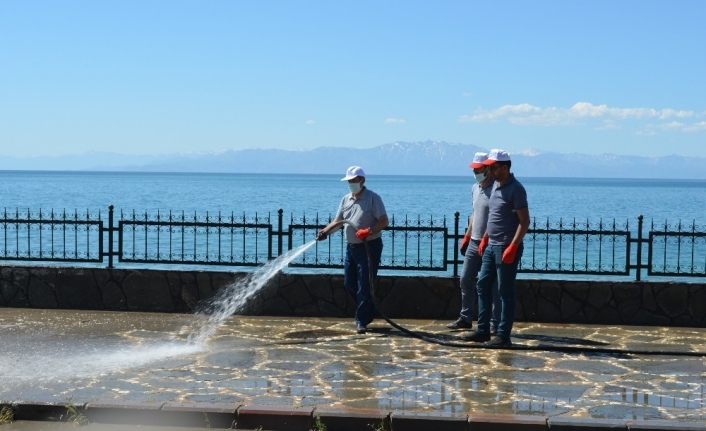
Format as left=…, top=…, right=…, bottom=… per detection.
left=459, top=235, right=470, bottom=256
left=502, top=243, right=519, bottom=264
left=478, top=235, right=489, bottom=256
left=355, top=227, right=371, bottom=240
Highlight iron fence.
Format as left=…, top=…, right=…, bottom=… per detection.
left=520, top=218, right=631, bottom=276
left=117, top=209, right=273, bottom=267
left=0, top=208, right=103, bottom=263
left=648, top=219, right=706, bottom=277
left=286, top=213, right=448, bottom=271
left=1, top=206, right=705, bottom=280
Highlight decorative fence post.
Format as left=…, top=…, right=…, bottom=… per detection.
left=635, top=214, right=643, bottom=281
left=277, top=208, right=284, bottom=258
left=453, top=211, right=460, bottom=277
left=107, top=205, right=114, bottom=268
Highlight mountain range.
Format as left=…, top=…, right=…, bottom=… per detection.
left=2, top=141, right=704, bottom=179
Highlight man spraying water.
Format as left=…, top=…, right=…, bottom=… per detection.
left=316, top=166, right=389, bottom=334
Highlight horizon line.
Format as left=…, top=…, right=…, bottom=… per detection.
left=1, top=168, right=705, bottom=182
left=0, top=142, right=697, bottom=161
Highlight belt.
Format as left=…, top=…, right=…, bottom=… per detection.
left=348, top=237, right=382, bottom=248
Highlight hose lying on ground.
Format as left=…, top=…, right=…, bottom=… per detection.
left=359, top=239, right=706, bottom=358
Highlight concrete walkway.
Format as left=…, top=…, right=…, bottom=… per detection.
left=1, top=308, right=705, bottom=429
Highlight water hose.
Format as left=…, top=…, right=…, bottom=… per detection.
left=353, top=237, right=706, bottom=358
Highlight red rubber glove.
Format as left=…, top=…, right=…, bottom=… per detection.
left=502, top=243, right=519, bottom=264
left=459, top=235, right=470, bottom=256
left=478, top=235, right=489, bottom=256
left=355, top=227, right=371, bottom=241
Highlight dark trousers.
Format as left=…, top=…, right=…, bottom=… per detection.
left=476, top=243, right=523, bottom=339
left=343, top=237, right=383, bottom=326
left=459, top=238, right=500, bottom=325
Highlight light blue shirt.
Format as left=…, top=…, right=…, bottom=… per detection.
left=336, top=188, right=387, bottom=244
left=470, top=181, right=492, bottom=240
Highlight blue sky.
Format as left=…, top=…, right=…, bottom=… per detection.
left=1, top=0, right=705, bottom=158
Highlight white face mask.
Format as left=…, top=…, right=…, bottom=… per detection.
left=474, top=172, right=487, bottom=183
left=348, top=182, right=362, bottom=194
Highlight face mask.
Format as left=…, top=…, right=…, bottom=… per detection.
left=348, top=182, right=362, bottom=194
left=474, top=172, right=487, bottom=183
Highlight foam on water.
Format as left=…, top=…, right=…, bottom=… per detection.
left=188, top=240, right=318, bottom=344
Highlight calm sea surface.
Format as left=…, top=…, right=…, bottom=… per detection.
left=1, top=171, right=704, bottom=225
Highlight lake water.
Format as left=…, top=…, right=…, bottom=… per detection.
left=1, top=170, right=704, bottom=225
left=1, top=171, right=704, bottom=279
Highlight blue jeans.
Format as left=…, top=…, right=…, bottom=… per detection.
left=476, top=243, right=523, bottom=339
left=459, top=239, right=500, bottom=326
left=344, top=237, right=383, bottom=326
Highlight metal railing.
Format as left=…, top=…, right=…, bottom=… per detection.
left=520, top=218, right=631, bottom=276
left=286, top=213, right=448, bottom=271
left=0, top=208, right=103, bottom=263
left=648, top=219, right=706, bottom=277
left=1, top=206, right=705, bottom=280
left=117, top=209, right=273, bottom=267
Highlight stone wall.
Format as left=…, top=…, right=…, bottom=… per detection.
left=1, top=266, right=704, bottom=327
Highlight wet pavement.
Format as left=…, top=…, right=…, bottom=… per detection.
left=1, top=308, right=705, bottom=424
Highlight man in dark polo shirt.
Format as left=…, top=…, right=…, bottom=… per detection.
left=463, top=149, right=529, bottom=347
left=316, top=166, right=389, bottom=334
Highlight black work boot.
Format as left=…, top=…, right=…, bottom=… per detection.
left=486, top=335, right=511, bottom=347
left=446, top=317, right=472, bottom=330
left=461, top=331, right=490, bottom=342
left=356, top=323, right=367, bottom=334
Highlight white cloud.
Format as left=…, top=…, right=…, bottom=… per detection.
left=460, top=102, right=703, bottom=132
left=384, top=117, right=406, bottom=124
left=661, top=121, right=686, bottom=130
left=686, top=121, right=706, bottom=132
left=662, top=120, right=706, bottom=132
left=517, top=148, right=541, bottom=156
left=636, top=128, right=657, bottom=136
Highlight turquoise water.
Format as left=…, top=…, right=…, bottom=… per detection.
left=1, top=171, right=704, bottom=280
left=1, top=170, right=704, bottom=225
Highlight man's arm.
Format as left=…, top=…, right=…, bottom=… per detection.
left=371, top=214, right=389, bottom=235
left=510, top=207, right=530, bottom=245
left=317, top=215, right=343, bottom=240
left=465, top=216, right=473, bottom=237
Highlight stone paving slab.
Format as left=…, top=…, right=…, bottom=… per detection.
left=1, top=308, right=705, bottom=429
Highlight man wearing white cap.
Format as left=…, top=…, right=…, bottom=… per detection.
left=447, top=152, right=501, bottom=332
left=316, top=166, right=389, bottom=334
left=463, top=149, right=529, bottom=347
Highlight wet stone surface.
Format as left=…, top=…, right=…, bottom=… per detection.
left=0, top=308, right=705, bottom=423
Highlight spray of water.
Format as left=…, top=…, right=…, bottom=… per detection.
left=0, top=342, right=202, bottom=383
left=188, top=240, right=318, bottom=344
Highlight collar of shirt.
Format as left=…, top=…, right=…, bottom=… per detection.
left=495, top=174, right=516, bottom=190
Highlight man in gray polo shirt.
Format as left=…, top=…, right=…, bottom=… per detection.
left=448, top=152, right=500, bottom=332
left=316, top=166, right=389, bottom=334
left=463, top=149, right=529, bottom=347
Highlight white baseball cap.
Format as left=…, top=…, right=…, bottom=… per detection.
left=340, top=165, right=366, bottom=181
left=469, top=152, right=489, bottom=169
left=483, top=149, right=511, bottom=165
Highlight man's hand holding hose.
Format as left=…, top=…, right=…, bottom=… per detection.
left=355, top=227, right=371, bottom=240
left=316, top=219, right=348, bottom=241
left=356, top=215, right=389, bottom=242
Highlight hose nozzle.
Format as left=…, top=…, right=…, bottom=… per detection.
left=315, top=219, right=359, bottom=241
